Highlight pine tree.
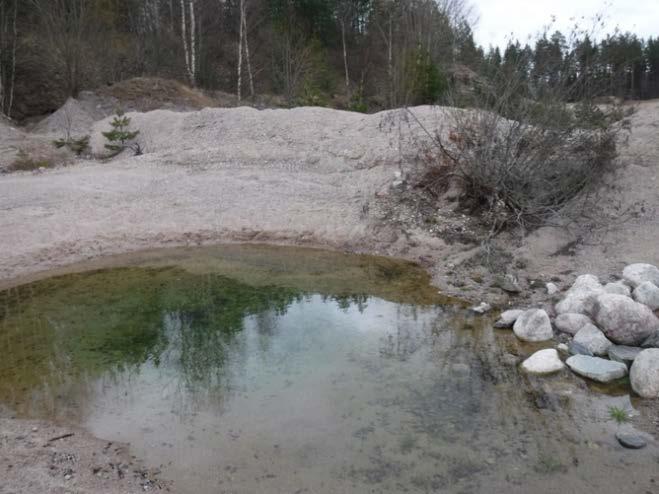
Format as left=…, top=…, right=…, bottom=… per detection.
left=102, top=110, right=140, bottom=154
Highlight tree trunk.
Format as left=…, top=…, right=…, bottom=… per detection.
left=388, top=15, right=393, bottom=106
left=8, top=0, right=16, bottom=117
left=237, top=0, right=243, bottom=100
left=242, top=8, right=254, bottom=98
left=340, top=18, right=349, bottom=91
left=189, top=0, right=196, bottom=85
left=181, top=0, right=196, bottom=86
left=169, top=0, right=175, bottom=32
left=181, top=0, right=190, bottom=81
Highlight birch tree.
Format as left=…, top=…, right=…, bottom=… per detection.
left=181, top=0, right=197, bottom=85
left=236, top=0, right=254, bottom=100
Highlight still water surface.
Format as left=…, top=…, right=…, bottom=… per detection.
left=0, top=245, right=657, bottom=493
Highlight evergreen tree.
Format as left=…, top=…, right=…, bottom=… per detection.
left=102, top=110, right=140, bottom=154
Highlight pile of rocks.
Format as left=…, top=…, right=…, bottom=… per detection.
left=494, top=263, right=659, bottom=399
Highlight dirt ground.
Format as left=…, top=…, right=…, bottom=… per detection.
left=0, top=98, right=658, bottom=493
left=0, top=412, right=171, bottom=493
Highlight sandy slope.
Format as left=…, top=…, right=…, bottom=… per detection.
left=0, top=101, right=658, bottom=298
left=0, top=105, right=444, bottom=288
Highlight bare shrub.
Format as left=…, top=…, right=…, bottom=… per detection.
left=411, top=27, right=632, bottom=233
left=432, top=104, right=619, bottom=230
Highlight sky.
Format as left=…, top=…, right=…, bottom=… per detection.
left=470, top=0, right=659, bottom=49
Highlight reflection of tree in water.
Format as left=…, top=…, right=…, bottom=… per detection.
left=153, top=273, right=303, bottom=409
left=0, top=268, right=303, bottom=411
left=323, top=293, right=369, bottom=312
left=1, top=267, right=383, bottom=414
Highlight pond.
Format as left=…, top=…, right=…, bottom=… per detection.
left=0, top=245, right=657, bottom=493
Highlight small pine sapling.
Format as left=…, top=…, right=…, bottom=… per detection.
left=102, top=110, right=140, bottom=155
left=53, top=135, right=90, bottom=156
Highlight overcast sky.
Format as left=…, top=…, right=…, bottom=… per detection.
left=471, top=0, right=659, bottom=49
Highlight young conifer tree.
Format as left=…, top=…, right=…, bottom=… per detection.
left=102, top=110, right=140, bottom=154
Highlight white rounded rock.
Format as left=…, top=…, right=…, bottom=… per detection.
left=513, top=309, right=553, bottom=342
left=630, top=349, right=659, bottom=398
left=633, top=281, right=659, bottom=311
left=591, top=293, right=659, bottom=346
left=623, top=263, right=659, bottom=288
left=555, top=274, right=604, bottom=315
left=521, top=349, right=565, bottom=374
left=546, top=283, right=559, bottom=296
left=494, top=309, right=525, bottom=328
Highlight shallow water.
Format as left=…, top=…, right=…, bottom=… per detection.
left=0, top=245, right=657, bottom=493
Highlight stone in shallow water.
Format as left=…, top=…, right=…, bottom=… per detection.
left=470, top=302, right=492, bottom=314
left=615, top=432, right=647, bottom=449
left=565, top=355, right=628, bottom=383
left=494, top=309, right=524, bottom=329
left=608, top=345, right=642, bottom=368
left=568, top=340, right=593, bottom=357
left=573, top=324, right=613, bottom=357
left=521, top=349, right=565, bottom=374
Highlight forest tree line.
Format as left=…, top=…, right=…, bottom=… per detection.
left=0, top=0, right=657, bottom=120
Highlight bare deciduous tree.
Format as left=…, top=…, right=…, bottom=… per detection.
left=29, top=0, right=90, bottom=97
left=0, top=0, right=18, bottom=117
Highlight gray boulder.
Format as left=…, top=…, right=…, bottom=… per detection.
left=554, top=313, right=594, bottom=335
left=642, top=331, right=659, bottom=348
left=555, top=274, right=603, bottom=315
left=568, top=340, right=594, bottom=357
left=573, top=324, right=613, bottom=356
left=630, top=349, right=659, bottom=398
left=633, top=281, right=659, bottom=311
left=566, top=355, right=628, bottom=383
left=513, top=309, right=553, bottom=342
left=494, top=309, right=525, bottom=329
left=591, top=294, right=659, bottom=346
left=521, top=349, right=565, bottom=374
left=616, top=432, right=647, bottom=449
left=608, top=345, right=642, bottom=368
left=604, top=281, right=631, bottom=297
left=623, top=263, right=659, bottom=288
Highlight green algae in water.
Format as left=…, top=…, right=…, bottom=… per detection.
left=1, top=245, right=658, bottom=494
